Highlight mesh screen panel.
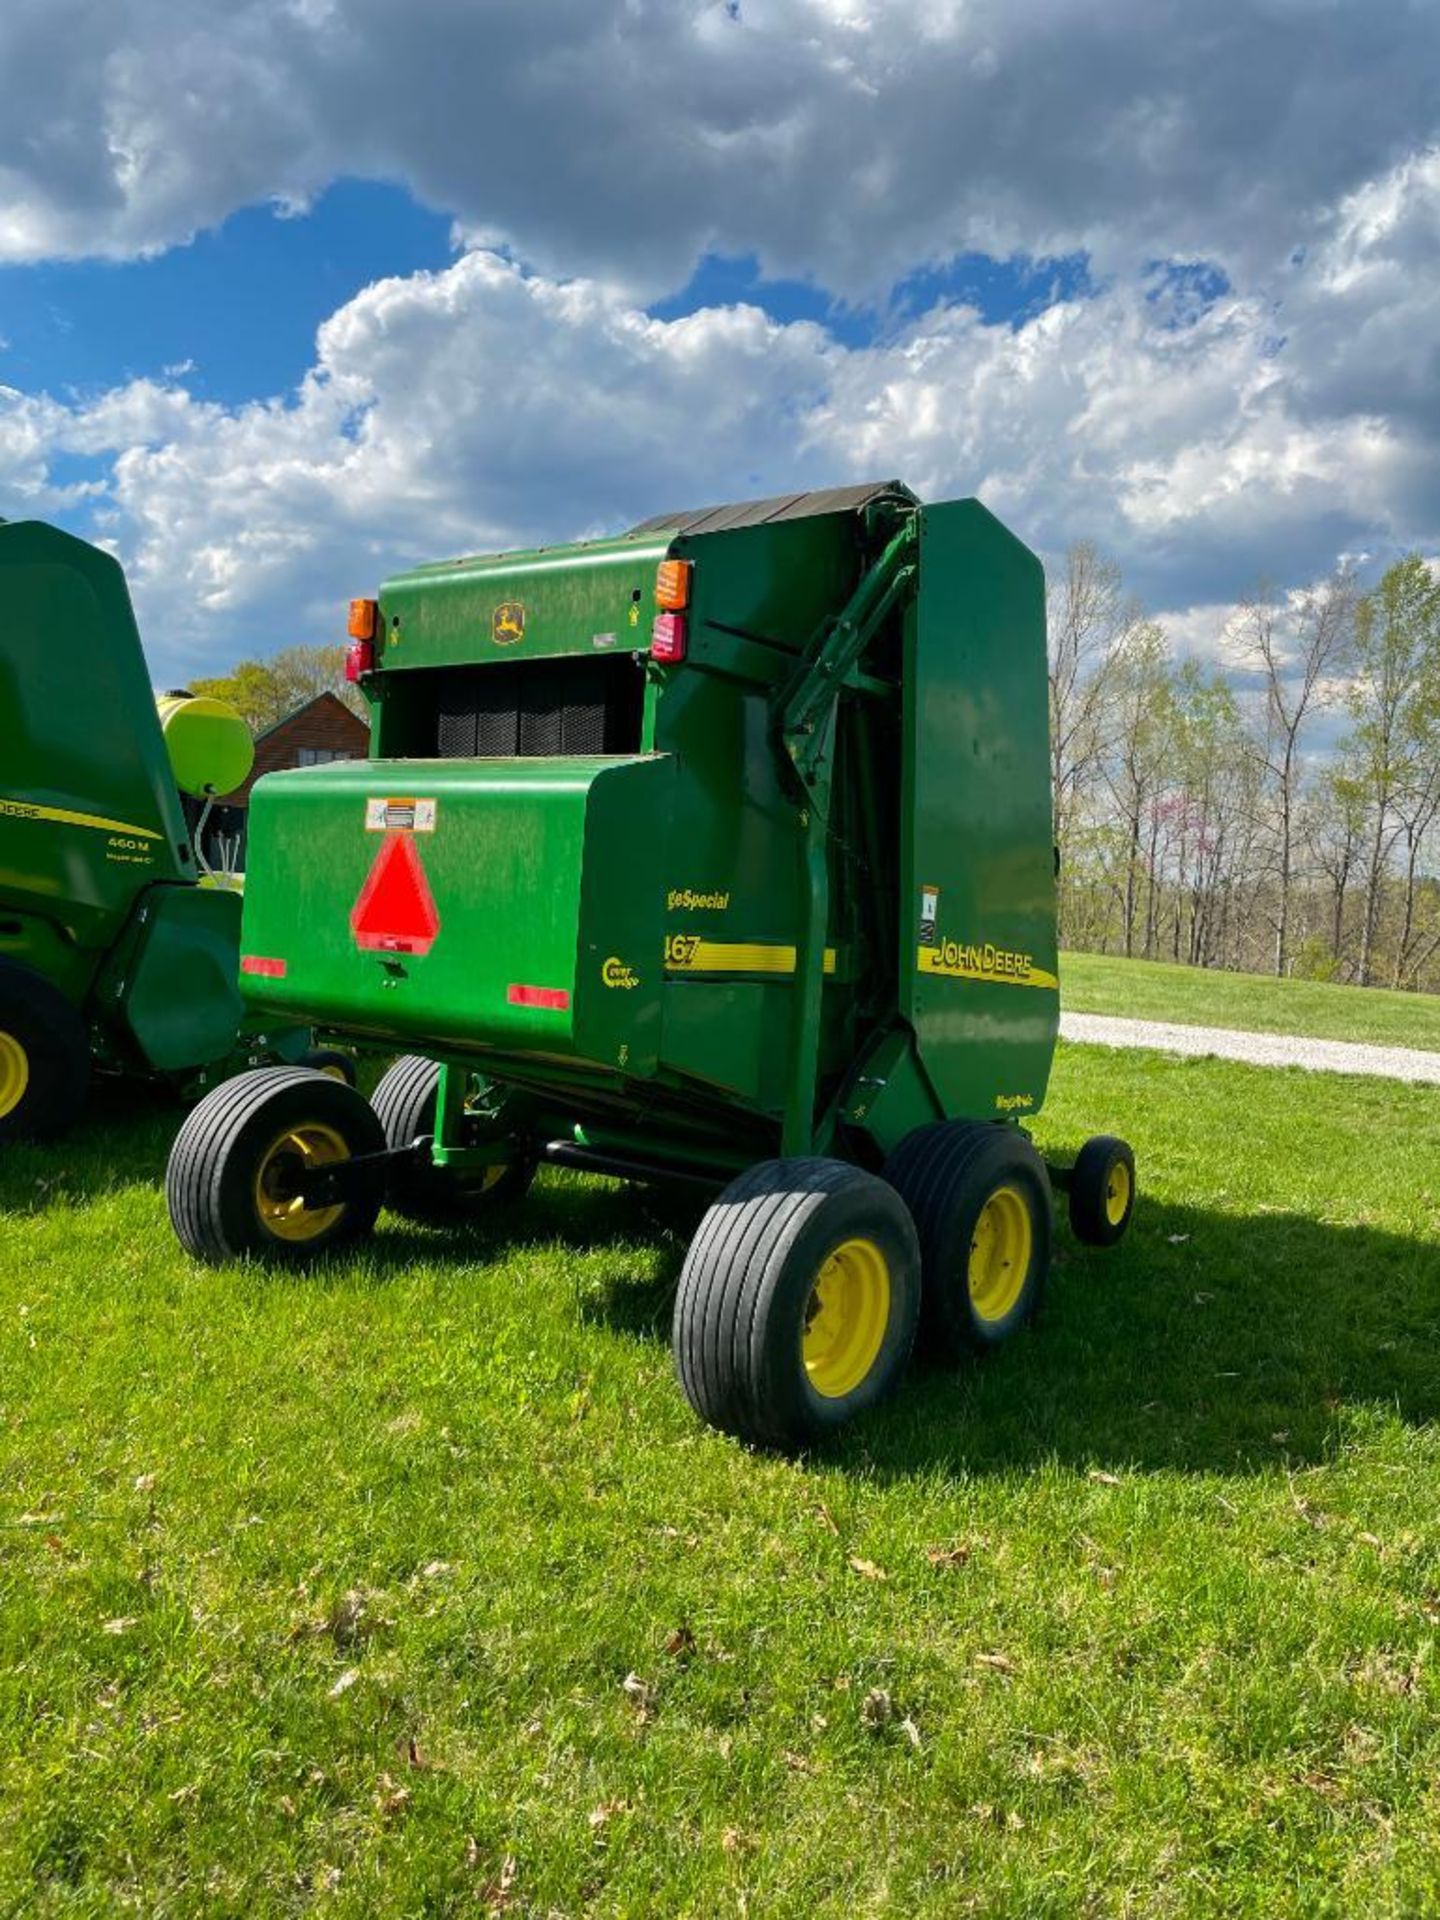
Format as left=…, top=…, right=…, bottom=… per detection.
left=429, top=655, right=642, bottom=759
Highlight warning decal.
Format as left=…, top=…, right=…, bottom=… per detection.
left=366, top=797, right=436, bottom=832
left=351, top=831, right=441, bottom=956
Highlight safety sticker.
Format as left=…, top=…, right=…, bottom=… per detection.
left=366, top=797, right=437, bottom=833
left=591, top=631, right=618, bottom=650
left=919, top=884, right=939, bottom=946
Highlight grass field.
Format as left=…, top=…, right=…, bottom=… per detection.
left=5, top=1043, right=1440, bottom=1915
left=1061, top=949, right=1440, bottom=1052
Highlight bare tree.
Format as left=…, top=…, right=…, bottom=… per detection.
left=1047, top=544, right=1141, bottom=938
left=1349, top=556, right=1440, bottom=986
left=1230, top=567, right=1355, bottom=975
left=1306, top=763, right=1368, bottom=978
left=1099, top=623, right=1174, bottom=958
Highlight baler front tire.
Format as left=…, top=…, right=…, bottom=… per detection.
left=672, top=1157, right=921, bottom=1451
left=1068, top=1134, right=1136, bottom=1247
left=371, top=1054, right=534, bottom=1223
left=167, top=1066, right=385, bottom=1263
left=883, top=1121, right=1052, bottom=1359
left=0, top=960, right=91, bottom=1143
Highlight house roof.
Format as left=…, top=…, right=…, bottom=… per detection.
left=252, top=688, right=368, bottom=746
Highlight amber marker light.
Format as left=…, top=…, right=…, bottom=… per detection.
left=654, top=559, right=693, bottom=611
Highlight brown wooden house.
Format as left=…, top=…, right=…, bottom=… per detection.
left=202, top=692, right=369, bottom=871
left=224, top=691, right=370, bottom=806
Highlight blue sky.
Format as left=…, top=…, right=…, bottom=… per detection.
left=0, top=183, right=454, bottom=407
left=0, top=0, right=1435, bottom=679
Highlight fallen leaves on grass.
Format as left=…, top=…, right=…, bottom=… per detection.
left=292, top=1587, right=388, bottom=1649
left=848, top=1556, right=888, bottom=1582
left=588, top=1800, right=630, bottom=1831
left=782, top=1750, right=817, bottom=1775
left=813, top=1502, right=840, bottom=1535
left=974, top=1651, right=1017, bottom=1675
left=621, top=1672, right=656, bottom=1718
left=101, top=1616, right=136, bottom=1635
left=663, top=1625, right=696, bottom=1658
left=327, top=1668, right=359, bottom=1699
left=374, top=1773, right=412, bottom=1818
left=862, top=1686, right=895, bottom=1729
left=925, top=1542, right=975, bottom=1569
left=474, top=1853, right=519, bottom=1914
left=1087, top=1470, right=1122, bottom=1487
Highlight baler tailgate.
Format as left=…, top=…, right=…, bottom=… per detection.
left=240, top=754, right=672, bottom=1071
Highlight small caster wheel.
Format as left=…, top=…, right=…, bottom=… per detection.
left=1068, top=1135, right=1136, bottom=1247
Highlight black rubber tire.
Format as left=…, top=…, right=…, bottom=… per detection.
left=882, top=1120, right=1052, bottom=1359
left=167, top=1065, right=386, bottom=1263
left=0, top=960, right=91, bottom=1143
left=672, top=1157, right=921, bottom=1452
left=1068, top=1134, right=1137, bottom=1247
left=301, top=1047, right=358, bottom=1087
left=370, top=1054, right=534, bottom=1223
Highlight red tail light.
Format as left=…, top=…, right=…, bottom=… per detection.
left=345, top=638, right=374, bottom=682
left=651, top=611, right=687, bottom=663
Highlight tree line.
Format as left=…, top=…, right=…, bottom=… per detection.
left=1050, top=544, right=1440, bottom=992
left=190, top=643, right=367, bottom=733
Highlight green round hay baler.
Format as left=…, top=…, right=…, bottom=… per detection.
left=167, top=484, right=1134, bottom=1447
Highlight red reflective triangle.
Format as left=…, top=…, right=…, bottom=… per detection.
left=350, top=831, right=440, bottom=956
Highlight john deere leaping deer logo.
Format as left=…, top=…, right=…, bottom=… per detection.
left=492, top=601, right=526, bottom=646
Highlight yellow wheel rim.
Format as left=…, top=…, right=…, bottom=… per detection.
left=253, top=1122, right=350, bottom=1243
left=479, top=1163, right=507, bottom=1193
left=968, top=1185, right=1033, bottom=1322
left=1104, top=1158, right=1131, bottom=1226
left=0, top=1032, right=30, bottom=1121
left=803, top=1236, right=892, bottom=1399
left=317, top=1062, right=349, bottom=1084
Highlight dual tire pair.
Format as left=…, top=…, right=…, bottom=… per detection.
left=167, top=1056, right=527, bottom=1260
left=672, top=1122, right=1135, bottom=1451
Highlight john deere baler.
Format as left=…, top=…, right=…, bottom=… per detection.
left=0, top=520, right=321, bottom=1139
left=169, top=485, right=1135, bottom=1448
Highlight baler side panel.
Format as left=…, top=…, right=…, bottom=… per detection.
left=0, top=522, right=190, bottom=958
left=902, top=500, right=1058, bottom=1120
left=650, top=512, right=862, bottom=1117
left=97, top=883, right=247, bottom=1072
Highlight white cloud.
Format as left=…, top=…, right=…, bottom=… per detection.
left=1, top=139, right=1432, bottom=684
left=0, top=0, right=1434, bottom=302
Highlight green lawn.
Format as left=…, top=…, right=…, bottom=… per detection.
left=4, top=1048, right=1440, bottom=1915
left=1062, top=949, right=1440, bottom=1051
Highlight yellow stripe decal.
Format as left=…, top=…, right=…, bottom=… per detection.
left=917, top=943, right=1058, bottom=990
left=0, top=797, right=163, bottom=841
left=666, top=939, right=837, bottom=976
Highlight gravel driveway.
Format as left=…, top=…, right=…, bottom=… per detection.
left=1060, top=1011, right=1440, bottom=1086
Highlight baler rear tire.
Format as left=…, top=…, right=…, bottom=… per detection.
left=371, top=1054, right=534, bottom=1223
left=0, top=960, right=91, bottom=1143
left=301, top=1047, right=358, bottom=1086
left=883, top=1121, right=1051, bottom=1359
left=167, top=1065, right=385, bottom=1263
left=1068, top=1134, right=1136, bottom=1247
left=672, top=1157, right=921, bottom=1451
